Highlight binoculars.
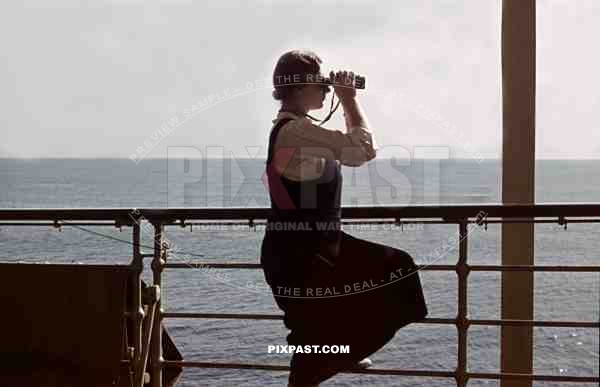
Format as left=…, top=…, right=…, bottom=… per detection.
left=274, top=72, right=366, bottom=90
left=323, top=73, right=366, bottom=90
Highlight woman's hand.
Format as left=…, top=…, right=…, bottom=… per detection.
left=330, top=70, right=357, bottom=102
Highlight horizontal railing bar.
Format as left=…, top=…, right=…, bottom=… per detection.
left=470, top=265, right=600, bottom=272
left=165, top=262, right=262, bottom=269
left=3, top=218, right=599, bottom=228
left=468, top=371, right=599, bottom=383
left=163, top=263, right=457, bottom=270
left=162, top=313, right=448, bottom=324
left=482, top=218, right=600, bottom=224
left=163, top=262, right=599, bottom=272
left=470, top=319, right=599, bottom=328
left=135, top=204, right=600, bottom=221
left=162, top=312, right=598, bottom=328
left=0, top=209, right=141, bottom=222
left=160, top=361, right=598, bottom=382
left=164, top=312, right=283, bottom=320
left=0, top=262, right=132, bottom=269
left=3, top=260, right=596, bottom=273
left=0, top=222, right=123, bottom=226
left=160, top=360, right=455, bottom=377
left=2, top=203, right=600, bottom=222
left=176, top=218, right=600, bottom=226
left=182, top=219, right=453, bottom=226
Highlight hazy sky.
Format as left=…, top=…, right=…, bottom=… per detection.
left=1, top=0, right=598, bottom=159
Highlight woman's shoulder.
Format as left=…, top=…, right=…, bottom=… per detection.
left=277, top=114, right=316, bottom=136
left=275, top=114, right=309, bottom=127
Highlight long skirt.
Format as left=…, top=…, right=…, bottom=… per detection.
left=260, top=229, right=429, bottom=385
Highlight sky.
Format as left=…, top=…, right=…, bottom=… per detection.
left=0, top=0, right=598, bottom=160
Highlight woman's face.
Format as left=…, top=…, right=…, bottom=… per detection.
left=298, top=83, right=331, bottom=110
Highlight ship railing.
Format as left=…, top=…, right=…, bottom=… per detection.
left=0, top=204, right=598, bottom=386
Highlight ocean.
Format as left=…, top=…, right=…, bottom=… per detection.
left=0, top=158, right=598, bottom=387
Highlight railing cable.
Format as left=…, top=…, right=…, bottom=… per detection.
left=54, top=220, right=206, bottom=258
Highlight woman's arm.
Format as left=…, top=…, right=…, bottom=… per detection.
left=278, top=115, right=377, bottom=167
left=342, top=96, right=368, bottom=129
left=341, top=96, right=377, bottom=163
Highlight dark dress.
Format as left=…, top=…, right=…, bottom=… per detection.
left=260, top=115, right=429, bottom=385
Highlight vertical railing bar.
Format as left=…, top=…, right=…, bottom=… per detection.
left=138, top=293, right=158, bottom=387
left=150, top=221, right=164, bottom=387
left=131, top=222, right=144, bottom=383
left=456, top=220, right=470, bottom=387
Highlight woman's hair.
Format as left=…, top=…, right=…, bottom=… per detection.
left=272, top=50, right=323, bottom=102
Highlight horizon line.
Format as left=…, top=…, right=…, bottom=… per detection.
left=2, top=156, right=600, bottom=161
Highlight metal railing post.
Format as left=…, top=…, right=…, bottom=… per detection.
left=456, top=220, right=470, bottom=387
left=150, top=222, right=165, bottom=387
left=131, top=222, right=145, bottom=383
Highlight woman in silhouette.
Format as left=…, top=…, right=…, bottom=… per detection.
left=261, top=50, right=428, bottom=387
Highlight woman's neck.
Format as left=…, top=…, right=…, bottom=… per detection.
left=279, top=103, right=308, bottom=117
